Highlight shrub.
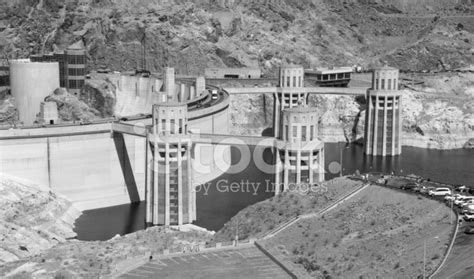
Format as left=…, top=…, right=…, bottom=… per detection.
left=432, top=254, right=440, bottom=260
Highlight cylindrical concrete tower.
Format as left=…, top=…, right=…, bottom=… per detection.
left=364, top=65, right=402, bottom=156
left=273, top=64, right=307, bottom=138
left=146, top=102, right=195, bottom=226
left=275, top=106, right=325, bottom=194
left=10, top=60, right=60, bottom=125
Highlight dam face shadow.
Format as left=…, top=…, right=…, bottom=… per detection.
left=113, top=132, right=140, bottom=203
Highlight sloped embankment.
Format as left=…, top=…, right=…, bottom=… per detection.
left=0, top=174, right=81, bottom=264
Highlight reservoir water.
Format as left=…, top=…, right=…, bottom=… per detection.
left=74, top=143, right=474, bottom=241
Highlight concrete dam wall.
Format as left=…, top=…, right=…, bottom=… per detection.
left=0, top=101, right=230, bottom=211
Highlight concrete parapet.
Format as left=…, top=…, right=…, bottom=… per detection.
left=196, top=76, right=205, bottom=96
left=165, top=67, right=175, bottom=101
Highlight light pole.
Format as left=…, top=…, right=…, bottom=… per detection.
left=423, top=239, right=426, bottom=279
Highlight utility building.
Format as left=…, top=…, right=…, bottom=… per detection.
left=30, top=41, right=86, bottom=96
left=364, top=65, right=402, bottom=156
left=146, top=103, right=195, bottom=226
left=274, top=106, right=325, bottom=194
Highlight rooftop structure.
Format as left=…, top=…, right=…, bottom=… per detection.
left=305, top=66, right=352, bottom=87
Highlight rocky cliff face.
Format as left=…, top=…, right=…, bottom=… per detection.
left=79, top=78, right=116, bottom=118
left=0, top=0, right=472, bottom=74
left=44, top=86, right=112, bottom=122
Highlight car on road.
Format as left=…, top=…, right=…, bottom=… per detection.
left=428, top=187, right=452, bottom=197
left=211, top=89, right=218, bottom=100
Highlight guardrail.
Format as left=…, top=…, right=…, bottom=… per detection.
left=429, top=214, right=460, bottom=279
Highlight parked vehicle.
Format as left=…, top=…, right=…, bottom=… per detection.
left=401, top=182, right=418, bottom=191
left=465, top=226, right=474, bottom=234
left=428, top=187, right=452, bottom=197
left=413, top=185, right=423, bottom=192
left=461, top=204, right=474, bottom=214
left=445, top=193, right=462, bottom=203
left=459, top=197, right=474, bottom=208
left=454, top=195, right=470, bottom=207
left=464, top=212, right=474, bottom=222
left=456, top=185, right=469, bottom=193
left=420, top=186, right=435, bottom=195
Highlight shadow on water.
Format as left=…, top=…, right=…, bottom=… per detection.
left=74, top=143, right=474, bottom=241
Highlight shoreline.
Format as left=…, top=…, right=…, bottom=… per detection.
left=320, top=135, right=474, bottom=150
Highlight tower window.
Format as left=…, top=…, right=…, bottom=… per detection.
left=387, top=79, right=391, bottom=90
left=310, top=125, right=314, bottom=140
left=293, top=76, right=296, bottom=87
left=302, top=126, right=307, bottom=141
left=293, top=126, right=297, bottom=138
left=161, top=119, right=166, bottom=133
left=381, top=79, right=385, bottom=89
left=170, top=119, right=175, bottom=134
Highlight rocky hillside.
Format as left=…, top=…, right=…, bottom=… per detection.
left=0, top=174, right=81, bottom=264
left=0, top=0, right=472, bottom=74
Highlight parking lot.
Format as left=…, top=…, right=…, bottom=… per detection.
left=119, top=246, right=291, bottom=279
